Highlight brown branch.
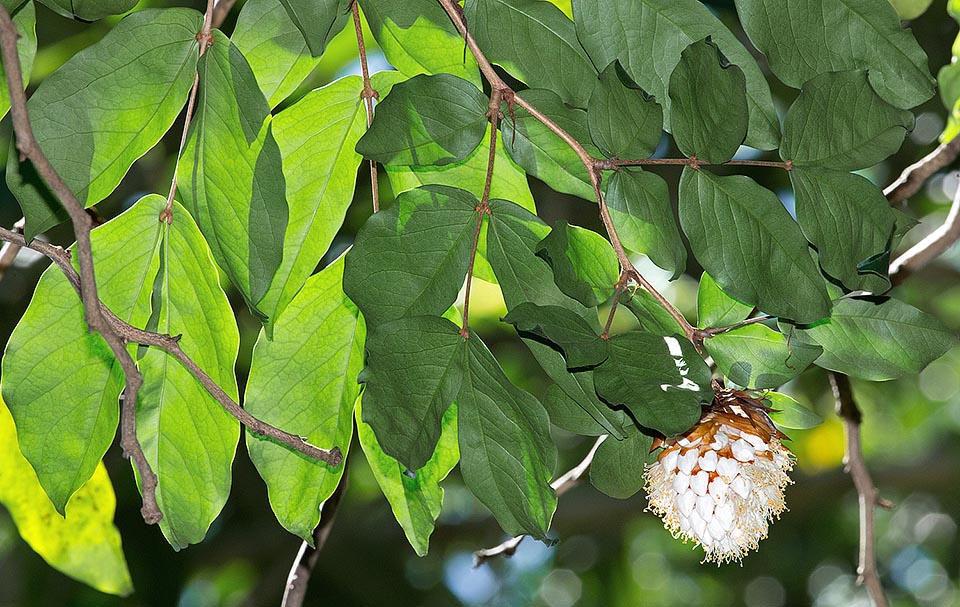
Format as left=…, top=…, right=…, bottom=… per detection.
left=352, top=0, right=381, bottom=213
left=601, top=274, right=629, bottom=339
left=210, top=0, right=235, bottom=29
left=281, top=470, right=349, bottom=607
left=889, top=169, right=960, bottom=279
left=597, top=157, right=792, bottom=171
left=829, top=372, right=889, bottom=607
left=0, top=216, right=24, bottom=284
left=885, top=137, right=960, bottom=204
left=473, top=435, right=607, bottom=566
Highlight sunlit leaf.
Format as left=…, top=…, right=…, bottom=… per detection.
left=705, top=323, right=822, bottom=389
left=697, top=271, right=752, bottom=329
left=276, top=0, right=349, bottom=56
left=536, top=221, right=619, bottom=307
left=764, top=392, right=823, bottom=430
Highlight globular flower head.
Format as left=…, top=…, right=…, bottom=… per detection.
left=644, top=388, right=794, bottom=564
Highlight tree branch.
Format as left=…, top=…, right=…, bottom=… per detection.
left=828, top=372, right=889, bottom=607
left=597, top=157, right=792, bottom=170
left=351, top=0, right=381, bottom=213
left=885, top=137, right=960, bottom=204
left=473, top=435, right=607, bottom=566
left=0, top=216, right=24, bottom=284
left=889, top=168, right=960, bottom=279
left=210, top=0, right=234, bottom=28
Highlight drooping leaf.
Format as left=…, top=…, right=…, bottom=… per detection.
left=594, top=331, right=711, bottom=435
left=0, top=1, right=36, bottom=122
left=780, top=70, right=915, bottom=171
left=542, top=382, right=628, bottom=436
left=38, top=0, right=135, bottom=20
left=668, top=38, right=748, bottom=164
left=622, top=288, right=684, bottom=336
left=573, top=0, right=780, bottom=149
left=343, top=185, right=479, bottom=327
left=357, top=401, right=459, bottom=556
left=697, top=271, right=753, bottom=329
left=763, top=392, right=823, bottom=430
left=679, top=168, right=831, bottom=323
left=232, top=0, right=323, bottom=107
left=705, top=324, right=822, bottom=389
left=503, top=303, right=609, bottom=368
left=7, top=9, right=201, bottom=239
left=535, top=221, right=619, bottom=307
left=458, top=336, right=557, bottom=538
left=360, top=316, right=465, bottom=471
left=245, top=255, right=361, bottom=542
left=360, top=0, right=481, bottom=86
left=792, top=297, right=956, bottom=381
left=590, top=431, right=656, bottom=499
left=605, top=168, right=685, bottom=278
left=178, top=30, right=288, bottom=314
left=0, top=396, right=132, bottom=596
left=501, top=89, right=598, bottom=201
left=465, top=0, right=596, bottom=107
left=733, top=0, right=935, bottom=109
left=276, top=0, right=349, bottom=56
left=588, top=61, right=663, bottom=159
left=356, top=73, right=489, bottom=166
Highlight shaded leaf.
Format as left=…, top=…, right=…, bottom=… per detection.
left=38, top=0, right=135, bottom=20
left=542, top=383, right=626, bottom=436
left=590, top=431, right=656, bottom=499
left=535, top=221, right=619, bottom=307
left=0, top=1, right=35, bottom=122
left=277, top=0, right=349, bottom=56
left=763, top=392, right=823, bottom=430
left=503, top=303, right=608, bottom=368
left=622, top=288, right=685, bottom=336
left=588, top=61, right=663, bottom=159
left=705, top=324, right=821, bottom=389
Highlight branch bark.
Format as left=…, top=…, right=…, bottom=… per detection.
left=889, top=169, right=960, bottom=279
left=885, top=137, right=960, bottom=204
left=352, top=0, right=381, bottom=213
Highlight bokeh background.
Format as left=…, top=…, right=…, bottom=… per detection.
left=3, top=1, right=960, bottom=606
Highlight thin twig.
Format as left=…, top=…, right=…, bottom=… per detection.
left=829, top=372, right=889, bottom=607
left=889, top=170, right=960, bottom=279
left=281, top=470, right=349, bottom=607
left=473, top=435, right=607, bottom=566
left=885, top=137, right=960, bottom=204
left=597, top=157, right=792, bottom=170
left=210, top=0, right=235, bottom=28
left=0, top=217, right=24, bottom=284
left=601, top=274, right=629, bottom=339
left=352, top=0, right=380, bottom=213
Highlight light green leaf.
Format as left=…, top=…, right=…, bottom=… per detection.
left=679, top=168, right=831, bottom=323
left=705, top=323, right=821, bottom=389
left=622, top=288, right=685, bottom=336
left=763, top=392, right=823, bottom=430
left=780, top=70, right=915, bottom=170
left=535, top=221, right=619, bottom=307
left=8, top=9, right=201, bottom=240
left=590, top=431, right=656, bottom=499
left=465, top=0, right=596, bottom=107
left=588, top=61, right=663, bottom=159
left=887, top=0, right=933, bottom=20
left=503, top=303, right=609, bottom=368
left=606, top=168, right=685, bottom=278
left=277, top=0, right=350, bottom=56
left=360, top=0, right=481, bottom=86
left=793, top=297, right=957, bottom=381
left=245, top=255, right=361, bottom=542
left=38, top=0, right=135, bottom=20
left=357, top=400, right=458, bottom=556
left=668, top=38, right=748, bottom=164
left=356, top=73, right=489, bottom=166
left=790, top=169, right=895, bottom=293
left=733, top=0, right=935, bottom=109
left=178, top=30, right=288, bottom=314
left=0, top=1, right=35, bottom=122
left=697, top=271, right=752, bottom=329
left=574, top=0, right=780, bottom=149
left=459, top=336, right=557, bottom=538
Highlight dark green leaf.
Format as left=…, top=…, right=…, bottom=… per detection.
left=38, top=0, right=135, bottom=20
left=668, top=38, right=748, bottom=164
left=622, top=289, right=684, bottom=336
left=0, top=1, right=35, bottom=122
left=793, top=297, right=957, bottom=381
left=697, top=271, right=752, bottom=329
left=590, top=431, right=656, bottom=499
left=360, top=316, right=465, bottom=471
left=503, top=303, right=608, bottom=368
left=588, top=61, right=663, bottom=159
left=343, top=185, right=479, bottom=326
left=606, top=168, right=686, bottom=278
left=573, top=0, right=780, bottom=150
left=355, top=74, right=488, bottom=166
left=465, top=0, right=596, bottom=107
left=535, top=221, right=619, bottom=307
left=679, top=168, right=831, bottom=323
left=733, top=0, right=935, bottom=109
left=277, top=0, right=349, bottom=56
left=459, top=336, right=557, bottom=538
left=763, top=392, right=823, bottom=430
left=705, top=324, right=821, bottom=389
left=8, top=9, right=201, bottom=239
left=780, top=70, right=915, bottom=171
left=791, top=169, right=895, bottom=293
left=594, top=331, right=711, bottom=435
left=542, top=383, right=626, bottom=436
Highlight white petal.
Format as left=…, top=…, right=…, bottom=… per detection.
left=690, top=511, right=707, bottom=538
left=714, top=501, right=735, bottom=531
left=743, top=432, right=767, bottom=451
left=690, top=471, right=709, bottom=496
left=732, top=439, right=756, bottom=462
left=678, top=436, right=691, bottom=447
left=711, top=432, right=731, bottom=449
left=661, top=448, right=680, bottom=472
left=731, top=475, right=752, bottom=498
left=672, top=471, right=690, bottom=494
left=699, top=450, right=719, bottom=472
left=678, top=449, right=698, bottom=475
left=678, top=489, right=697, bottom=517
left=716, top=457, right=739, bottom=479
left=708, top=516, right=726, bottom=541
left=696, top=494, right=715, bottom=519
left=709, top=477, right=729, bottom=502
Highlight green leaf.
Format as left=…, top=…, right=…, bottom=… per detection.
left=178, top=30, right=288, bottom=314
left=697, top=271, right=752, bottom=329
left=542, top=383, right=626, bottom=436
left=343, top=185, right=479, bottom=326
left=357, top=400, right=458, bottom=556
left=136, top=196, right=240, bottom=550
left=605, top=168, right=685, bottom=278
left=705, top=324, right=821, bottom=389
left=7, top=9, right=201, bottom=239
left=790, top=169, right=895, bottom=293
left=622, top=289, right=684, bottom=336
left=733, top=0, right=935, bottom=109
left=0, top=1, right=35, bottom=122
left=590, top=431, right=656, bottom=499
left=38, top=0, right=135, bottom=20
left=356, top=73, right=489, bottom=166
left=501, top=89, right=598, bottom=201
left=232, top=0, right=322, bottom=107
left=763, top=392, right=823, bottom=430
left=503, top=303, right=608, bottom=368
left=792, top=297, right=957, bottom=381
left=679, top=168, right=831, bottom=323
left=360, top=0, right=481, bottom=86
left=360, top=316, right=465, bottom=471
left=535, top=221, right=619, bottom=307
left=594, top=331, right=711, bottom=435
left=573, top=0, right=780, bottom=150
left=588, top=61, right=663, bottom=159
left=887, top=0, right=934, bottom=20
left=465, top=0, right=596, bottom=107
left=668, top=38, right=748, bottom=164
left=245, top=255, right=361, bottom=542
left=257, top=76, right=370, bottom=331
left=0, top=396, right=132, bottom=596
left=459, top=336, right=557, bottom=538
left=277, top=0, right=349, bottom=56
left=780, top=70, right=915, bottom=171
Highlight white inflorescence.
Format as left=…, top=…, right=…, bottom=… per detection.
left=644, top=389, right=794, bottom=564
